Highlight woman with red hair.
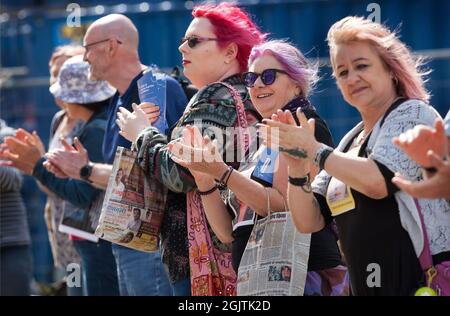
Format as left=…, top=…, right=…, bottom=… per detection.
left=118, top=2, right=265, bottom=295
left=258, top=16, right=449, bottom=295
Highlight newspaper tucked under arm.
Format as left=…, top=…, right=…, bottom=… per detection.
left=95, top=146, right=167, bottom=252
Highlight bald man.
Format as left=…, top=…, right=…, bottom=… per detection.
left=49, top=14, right=187, bottom=296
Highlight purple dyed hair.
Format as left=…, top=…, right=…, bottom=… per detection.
left=248, top=40, right=319, bottom=96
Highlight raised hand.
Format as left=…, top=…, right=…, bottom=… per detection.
left=116, top=103, right=152, bottom=142
left=258, top=108, right=318, bottom=163
left=45, top=137, right=88, bottom=180
left=15, top=129, right=46, bottom=156
left=138, top=102, right=160, bottom=124
left=392, top=150, right=450, bottom=199
left=392, top=118, right=446, bottom=167
left=43, top=160, right=69, bottom=178
left=0, top=135, right=43, bottom=175
left=168, top=125, right=226, bottom=183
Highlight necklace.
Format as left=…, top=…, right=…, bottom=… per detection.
left=353, top=129, right=372, bottom=147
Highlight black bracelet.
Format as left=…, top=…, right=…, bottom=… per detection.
left=216, top=166, right=234, bottom=190
left=313, top=144, right=333, bottom=170
left=197, top=185, right=218, bottom=196
left=288, top=173, right=312, bottom=193
left=319, top=147, right=333, bottom=170
left=423, top=166, right=438, bottom=174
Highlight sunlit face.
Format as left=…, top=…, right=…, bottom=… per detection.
left=247, top=54, right=299, bottom=119
left=83, top=29, right=111, bottom=81
left=332, top=41, right=397, bottom=111
left=178, top=17, right=229, bottom=88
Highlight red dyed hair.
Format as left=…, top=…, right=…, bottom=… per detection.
left=192, top=2, right=266, bottom=72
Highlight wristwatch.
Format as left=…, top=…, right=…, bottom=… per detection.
left=80, top=162, right=94, bottom=183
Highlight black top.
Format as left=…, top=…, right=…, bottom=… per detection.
left=229, top=97, right=343, bottom=273
left=317, top=130, right=423, bottom=295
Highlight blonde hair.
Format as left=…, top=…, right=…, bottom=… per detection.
left=49, top=45, right=85, bottom=67
left=327, top=16, right=430, bottom=102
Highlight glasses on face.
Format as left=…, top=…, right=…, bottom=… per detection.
left=180, top=36, right=218, bottom=48
left=83, top=38, right=122, bottom=51
left=243, top=69, right=289, bottom=88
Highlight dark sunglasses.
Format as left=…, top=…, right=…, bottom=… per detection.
left=243, top=69, right=289, bottom=88
left=180, top=36, right=218, bottom=48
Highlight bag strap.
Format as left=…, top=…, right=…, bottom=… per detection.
left=264, top=187, right=272, bottom=217
left=360, top=97, right=406, bottom=154
left=414, top=198, right=434, bottom=270
left=219, top=81, right=250, bottom=157
left=264, top=187, right=289, bottom=217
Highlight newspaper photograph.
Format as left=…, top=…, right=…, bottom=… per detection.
left=58, top=193, right=103, bottom=242
left=237, top=212, right=311, bottom=296
left=95, top=147, right=166, bottom=252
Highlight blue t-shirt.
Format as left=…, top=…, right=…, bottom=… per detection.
left=102, top=71, right=188, bottom=163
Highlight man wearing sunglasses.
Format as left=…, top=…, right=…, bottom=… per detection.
left=44, top=14, right=188, bottom=296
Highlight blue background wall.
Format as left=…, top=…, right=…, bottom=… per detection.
left=1, top=0, right=449, bottom=283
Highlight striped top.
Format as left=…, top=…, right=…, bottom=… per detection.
left=0, top=119, right=31, bottom=247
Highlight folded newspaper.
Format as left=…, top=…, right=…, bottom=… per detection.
left=237, top=212, right=311, bottom=296
left=95, top=147, right=166, bottom=252
left=58, top=194, right=102, bottom=242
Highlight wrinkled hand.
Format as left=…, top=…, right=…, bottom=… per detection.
left=0, top=135, right=43, bottom=175
left=168, top=125, right=226, bottom=182
left=392, top=118, right=446, bottom=167
left=116, top=103, right=152, bottom=142
left=45, top=137, right=88, bottom=180
left=258, top=109, right=318, bottom=164
left=392, top=150, right=450, bottom=199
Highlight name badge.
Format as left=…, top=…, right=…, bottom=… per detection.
left=326, top=177, right=355, bottom=216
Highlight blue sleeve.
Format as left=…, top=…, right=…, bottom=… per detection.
left=32, top=120, right=106, bottom=208
left=33, top=158, right=100, bottom=209
left=165, top=76, right=188, bottom=130
left=80, top=119, right=107, bottom=163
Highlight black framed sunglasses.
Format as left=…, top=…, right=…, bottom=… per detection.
left=180, top=36, right=218, bottom=48
left=243, top=69, right=289, bottom=88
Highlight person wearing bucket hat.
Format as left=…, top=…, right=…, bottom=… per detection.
left=42, top=14, right=187, bottom=296
left=392, top=110, right=450, bottom=199
left=0, top=55, right=120, bottom=296
left=1, top=45, right=86, bottom=296
left=50, top=55, right=116, bottom=107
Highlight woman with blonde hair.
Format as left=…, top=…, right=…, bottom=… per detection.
left=258, top=17, right=449, bottom=295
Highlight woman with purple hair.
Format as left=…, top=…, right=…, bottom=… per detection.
left=169, top=40, right=349, bottom=296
